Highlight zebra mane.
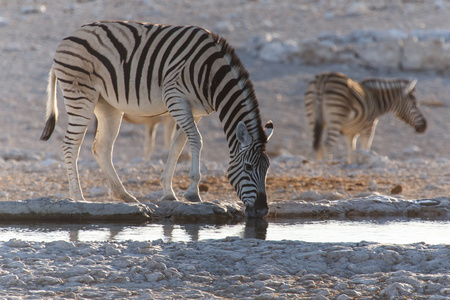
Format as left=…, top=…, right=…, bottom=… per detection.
left=360, top=78, right=411, bottom=89
left=211, top=32, right=268, bottom=146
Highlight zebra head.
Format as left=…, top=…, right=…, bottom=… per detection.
left=228, top=121, right=274, bottom=218
left=396, top=79, right=427, bottom=133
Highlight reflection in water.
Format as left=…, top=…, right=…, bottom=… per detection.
left=243, top=218, right=268, bottom=240
left=163, top=223, right=201, bottom=241
left=0, top=219, right=449, bottom=244
left=69, top=227, right=122, bottom=242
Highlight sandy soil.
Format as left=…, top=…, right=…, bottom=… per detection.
left=2, top=0, right=450, bottom=202
left=0, top=0, right=449, bottom=299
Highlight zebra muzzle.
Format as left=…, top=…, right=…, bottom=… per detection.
left=245, top=192, right=269, bottom=218
left=415, top=120, right=427, bottom=133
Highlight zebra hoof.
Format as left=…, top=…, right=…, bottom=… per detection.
left=161, top=195, right=179, bottom=201
left=184, top=192, right=202, bottom=203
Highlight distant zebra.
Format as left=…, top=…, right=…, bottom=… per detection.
left=305, top=72, right=427, bottom=163
left=122, top=114, right=176, bottom=161
left=40, top=21, right=274, bottom=218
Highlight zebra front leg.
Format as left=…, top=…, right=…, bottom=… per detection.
left=160, top=125, right=187, bottom=201
left=345, top=134, right=358, bottom=164
left=93, top=98, right=138, bottom=203
left=360, top=120, right=378, bottom=151
left=183, top=116, right=203, bottom=203
left=160, top=116, right=203, bottom=202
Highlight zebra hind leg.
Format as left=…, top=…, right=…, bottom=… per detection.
left=62, top=97, right=95, bottom=202
left=142, top=118, right=160, bottom=161
left=323, top=129, right=339, bottom=162
left=93, top=97, right=139, bottom=203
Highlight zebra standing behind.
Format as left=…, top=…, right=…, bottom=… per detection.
left=122, top=114, right=176, bottom=161
left=304, top=72, right=427, bottom=163
left=40, top=21, right=274, bottom=218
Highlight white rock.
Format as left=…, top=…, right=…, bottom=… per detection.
left=146, top=271, right=165, bottom=282
left=346, top=3, right=370, bottom=16
left=402, top=37, right=450, bottom=71
left=0, top=274, right=26, bottom=286
left=355, top=39, right=402, bottom=69
left=298, top=39, right=339, bottom=64
left=35, top=276, right=63, bottom=285
left=355, top=149, right=389, bottom=168
left=89, top=186, right=109, bottom=198
left=380, top=282, right=415, bottom=297
left=298, top=191, right=322, bottom=201
left=259, top=40, right=300, bottom=63
left=0, top=17, right=9, bottom=27
left=21, top=5, right=46, bottom=14
left=369, top=180, right=378, bottom=191
left=403, top=145, right=421, bottom=155
left=213, top=21, right=234, bottom=34
left=5, top=239, right=31, bottom=248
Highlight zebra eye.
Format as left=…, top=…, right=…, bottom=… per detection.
left=244, top=163, right=253, bottom=172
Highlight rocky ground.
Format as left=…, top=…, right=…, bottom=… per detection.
left=0, top=0, right=449, bottom=299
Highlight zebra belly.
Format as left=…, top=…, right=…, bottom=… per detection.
left=340, top=116, right=370, bottom=135
left=104, top=96, right=169, bottom=117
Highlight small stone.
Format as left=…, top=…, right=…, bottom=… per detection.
left=391, top=184, right=403, bottom=194
left=199, top=184, right=209, bottom=192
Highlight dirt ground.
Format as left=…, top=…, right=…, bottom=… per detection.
left=1, top=0, right=450, bottom=205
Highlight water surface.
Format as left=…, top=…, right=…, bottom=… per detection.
left=0, top=218, right=449, bottom=244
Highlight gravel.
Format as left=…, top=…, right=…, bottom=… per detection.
left=1, top=238, right=449, bottom=299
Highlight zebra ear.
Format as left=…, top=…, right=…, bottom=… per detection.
left=236, top=121, right=252, bottom=147
left=265, top=120, right=274, bottom=142
left=403, top=79, right=417, bottom=95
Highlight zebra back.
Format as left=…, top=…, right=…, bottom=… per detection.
left=360, top=78, right=413, bottom=113
left=54, top=21, right=268, bottom=154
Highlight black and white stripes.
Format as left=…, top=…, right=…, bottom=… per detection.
left=40, top=21, right=273, bottom=218
left=305, top=72, right=427, bottom=163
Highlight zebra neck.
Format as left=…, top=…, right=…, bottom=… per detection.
left=212, top=84, right=266, bottom=158
left=207, top=36, right=266, bottom=158
left=366, top=87, right=401, bottom=114
left=217, top=105, right=265, bottom=158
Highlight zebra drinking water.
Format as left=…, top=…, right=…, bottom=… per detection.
left=40, top=21, right=274, bottom=218
left=305, top=72, right=427, bottom=163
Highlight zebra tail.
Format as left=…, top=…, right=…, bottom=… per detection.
left=313, top=119, right=323, bottom=152
left=312, top=95, right=323, bottom=153
left=40, top=67, right=58, bottom=141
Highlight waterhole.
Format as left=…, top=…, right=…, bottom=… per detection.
left=0, top=218, right=449, bottom=244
